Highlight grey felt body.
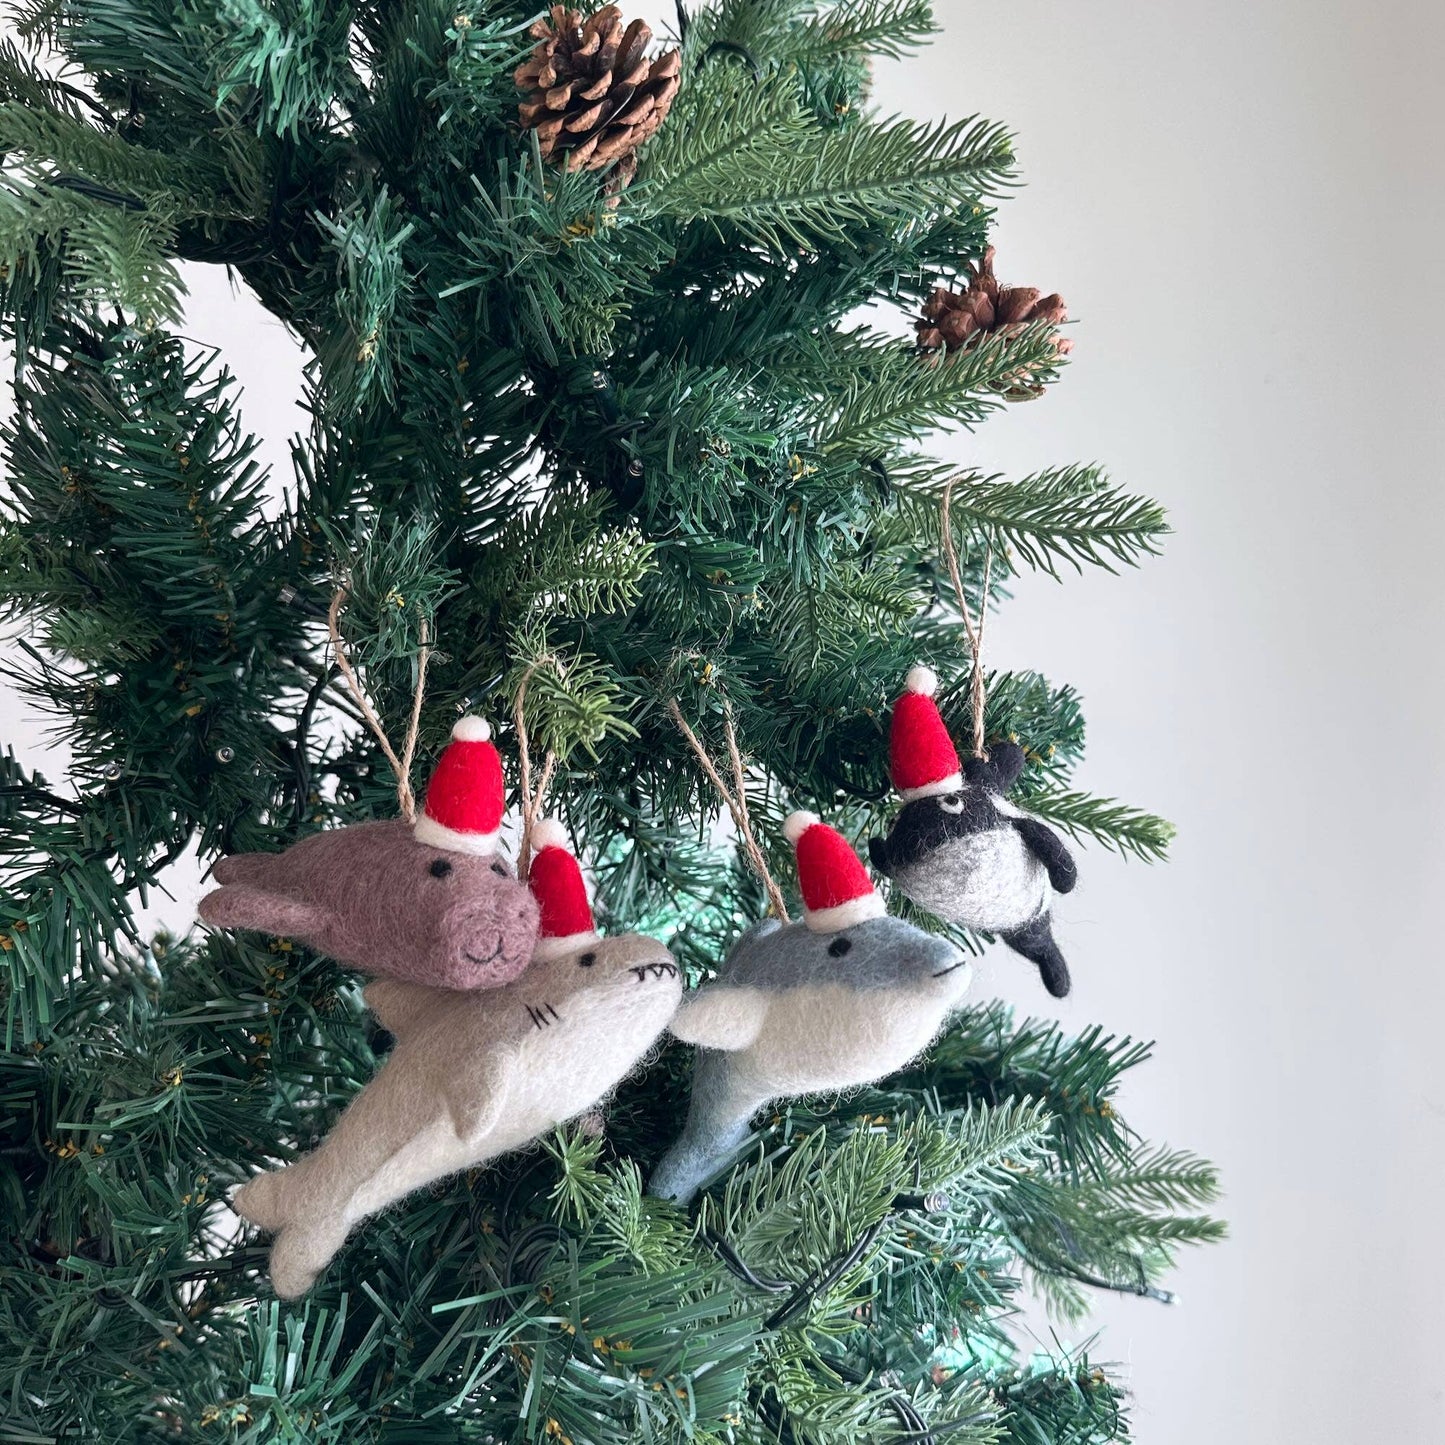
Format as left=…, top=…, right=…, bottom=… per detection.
left=648, top=915, right=974, bottom=1204
left=199, top=818, right=540, bottom=989
left=882, top=827, right=1049, bottom=930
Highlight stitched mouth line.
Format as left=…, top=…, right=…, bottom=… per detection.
left=464, top=941, right=505, bottom=969
left=630, top=963, right=679, bottom=983
left=931, top=958, right=970, bottom=978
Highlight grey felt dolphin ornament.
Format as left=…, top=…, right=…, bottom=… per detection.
left=866, top=667, right=1077, bottom=997
left=234, top=819, right=682, bottom=1297
left=649, top=811, right=973, bottom=1204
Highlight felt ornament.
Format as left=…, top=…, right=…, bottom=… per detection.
left=648, top=811, right=973, bottom=1205
left=867, top=666, right=1078, bottom=997
left=199, top=717, right=540, bottom=990
left=528, top=817, right=601, bottom=959
left=233, top=819, right=682, bottom=1298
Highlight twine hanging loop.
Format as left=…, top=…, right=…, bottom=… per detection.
left=513, top=658, right=562, bottom=881
left=327, top=586, right=430, bottom=820
left=939, top=479, right=993, bottom=761
left=668, top=696, right=790, bottom=923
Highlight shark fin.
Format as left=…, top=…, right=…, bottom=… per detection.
left=441, top=1050, right=512, bottom=1141
left=363, top=979, right=445, bottom=1039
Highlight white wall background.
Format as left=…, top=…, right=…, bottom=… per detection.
left=3, top=2, right=1443, bottom=1440
left=873, top=2, right=1445, bottom=1440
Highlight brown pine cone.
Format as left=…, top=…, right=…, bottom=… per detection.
left=515, top=5, right=682, bottom=189
left=917, top=247, right=1071, bottom=373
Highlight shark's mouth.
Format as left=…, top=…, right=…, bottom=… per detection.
left=931, top=958, right=970, bottom=979
left=630, top=962, right=679, bottom=983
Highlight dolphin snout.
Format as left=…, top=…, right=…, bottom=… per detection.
left=924, top=932, right=967, bottom=976
left=927, top=938, right=972, bottom=993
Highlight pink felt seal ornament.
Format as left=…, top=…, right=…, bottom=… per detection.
left=199, top=718, right=539, bottom=989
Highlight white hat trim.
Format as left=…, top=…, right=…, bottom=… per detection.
left=898, top=772, right=963, bottom=803
left=413, top=813, right=501, bottom=856
left=532, top=929, right=602, bottom=962
left=804, top=892, right=887, bottom=933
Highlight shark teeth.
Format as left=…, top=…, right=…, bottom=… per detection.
left=630, top=963, right=679, bottom=983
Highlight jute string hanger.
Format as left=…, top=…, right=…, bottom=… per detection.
left=512, top=657, right=564, bottom=881
left=667, top=696, right=790, bottom=924
left=328, top=594, right=563, bottom=881
left=327, top=586, right=430, bottom=819
left=939, top=477, right=994, bottom=762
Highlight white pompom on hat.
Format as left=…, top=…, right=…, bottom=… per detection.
left=784, top=810, right=886, bottom=933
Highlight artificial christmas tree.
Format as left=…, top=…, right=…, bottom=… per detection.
left=0, top=2, right=1219, bottom=1440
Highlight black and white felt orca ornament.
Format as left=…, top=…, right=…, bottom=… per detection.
left=867, top=666, right=1078, bottom=997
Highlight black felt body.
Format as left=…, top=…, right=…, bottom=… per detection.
left=1002, top=914, right=1072, bottom=998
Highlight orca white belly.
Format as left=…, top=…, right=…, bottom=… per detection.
left=896, top=828, right=1048, bottom=931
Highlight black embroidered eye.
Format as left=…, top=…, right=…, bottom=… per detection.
left=937, top=793, right=965, bottom=815
left=828, top=936, right=853, bottom=957
left=429, top=858, right=453, bottom=878
left=490, top=861, right=507, bottom=876
left=577, top=951, right=597, bottom=968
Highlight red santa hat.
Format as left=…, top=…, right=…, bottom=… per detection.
left=889, top=664, right=963, bottom=801
left=783, top=810, right=886, bottom=933
left=527, top=818, right=601, bottom=961
left=413, top=716, right=505, bottom=855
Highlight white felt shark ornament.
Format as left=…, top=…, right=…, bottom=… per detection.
left=648, top=812, right=973, bottom=1204
left=866, top=666, right=1078, bottom=997
left=233, top=820, right=681, bottom=1298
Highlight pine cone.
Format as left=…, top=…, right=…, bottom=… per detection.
left=917, top=248, right=1071, bottom=389
left=515, top=5, right=682, bottom=190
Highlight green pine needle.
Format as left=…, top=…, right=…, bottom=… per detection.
left=1021, top=789, right=1177, bottom=862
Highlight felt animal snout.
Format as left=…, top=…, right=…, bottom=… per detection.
left=199, top=817, right=540, bottom=990
left=436, top=886, right=540, bottom=988
left=579, top=933, right=680, bottom=991
left=510, top=932, right=683, bottom=1045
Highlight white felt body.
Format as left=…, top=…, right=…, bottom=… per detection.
left=892, top=826, right=1049, bottom=931
left=233, top=936, right=681, bottom=1297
